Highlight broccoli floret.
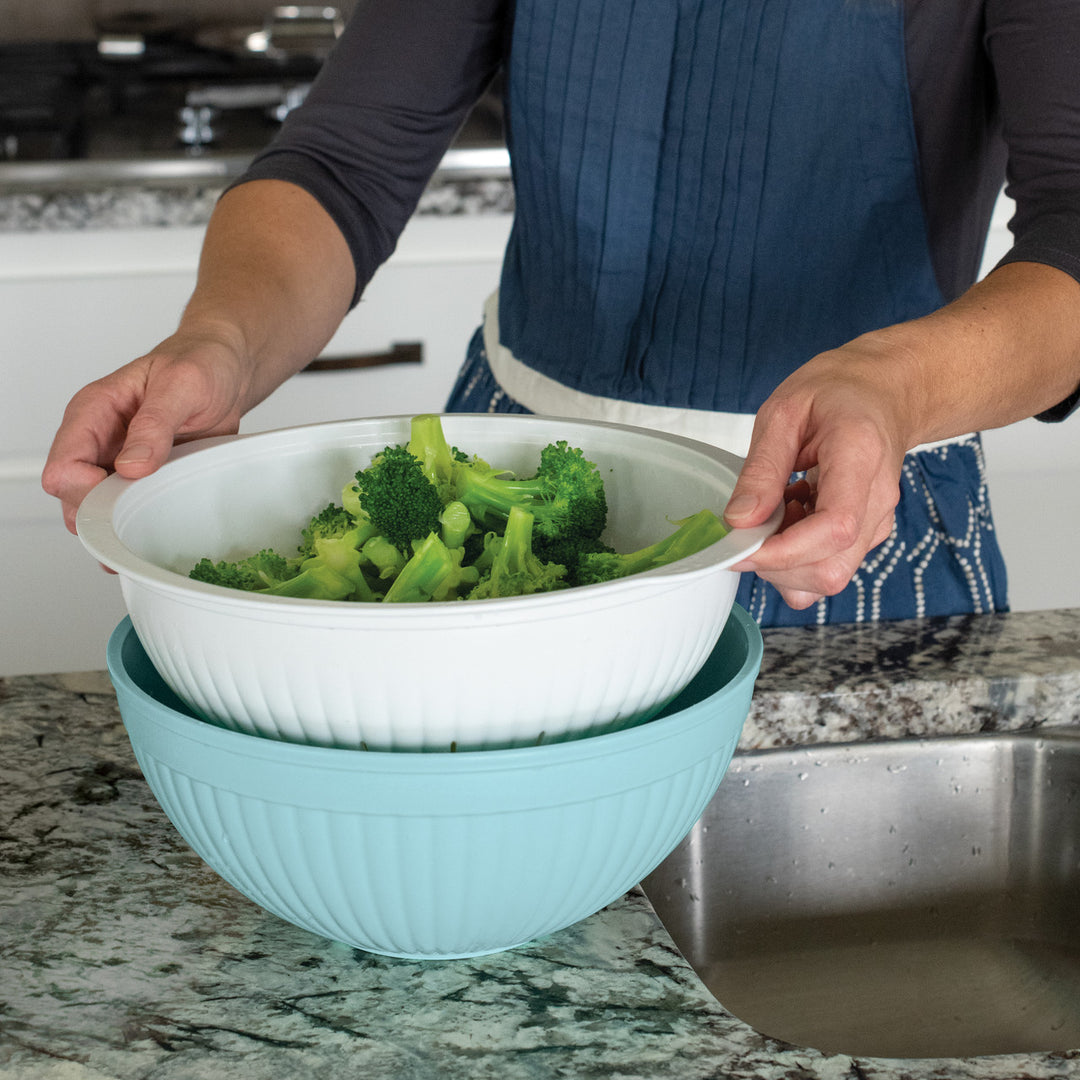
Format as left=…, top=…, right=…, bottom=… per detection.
left=189, top=548, right=299, bottom=592
left=406, top=413, right=462, bottom=502
left=341, top=479, right=364, bottom=520
left=265, top=532, right=378, bottom=601
left=264, top=560, right=369, bottom=601
left=439, top=499, right=476, bottom=550
left=532, top=533, right=614, bottom=588
left=577, top=509, right=730, bottom=586
left=382, top=532, right=478, bottom=603
left=361, top=534, right=407, bottom=581
left=433, top=545, right=481, bottom=601
left=454, top=440, right=608, bottom=545
left=468, top=505, right=568, bottom=600
left=351, top=444, right=445, bottom=552
left=298, top=501, right=376, bottom=558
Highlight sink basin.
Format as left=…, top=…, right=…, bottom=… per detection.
left=640, top=729, right=1080, bottom=1059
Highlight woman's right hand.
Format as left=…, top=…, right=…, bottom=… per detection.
left=41, top=328, right=255, bottom=534
left=41, top=180, right=360, bottom=536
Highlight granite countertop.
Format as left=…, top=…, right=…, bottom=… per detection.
left=3, top=608, right=1080, bottom=1080
left=0, top=163, right=515, bottom=233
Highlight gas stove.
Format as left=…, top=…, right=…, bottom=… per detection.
left=0, top=9, right=506, bottom=189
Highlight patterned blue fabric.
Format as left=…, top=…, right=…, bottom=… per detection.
left=445, top=332, right=1009, bottom=627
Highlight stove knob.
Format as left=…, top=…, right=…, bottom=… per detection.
left=178, top=105, right=218, bottom=150
left=270, top=84, right=311, bottom=124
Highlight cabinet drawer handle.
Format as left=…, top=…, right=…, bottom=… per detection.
left=302, top=341, right=423, bottom=372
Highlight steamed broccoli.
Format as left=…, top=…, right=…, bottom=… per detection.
left=190, top=504, right=380, bottom=601
left=361, top=534, right=407, bottom=581
left=186, top=415, right=725, bottom=605
left=382, top=532, right=479, bottom=603
left=530, top=533, right=614, bottom=587
left=265, top=550, right=377, bottom=602
left=454, top=440, right=608, bottom=544
left=189, top=548, right=300, bottom=592
left=406, top=412, right=468, bottom=502
left=468, top=505, right=568, bottom=600
left=267, top=525, right=381, bottom=600
left=341, top=478, right=365, bottom=521
left=439, top=500, right=476, bottom=550
left=299, top=502, right=374, bottom=558
left=350, top=444, right=445, bottom=552
left=577, top=508, right=730, bottom=586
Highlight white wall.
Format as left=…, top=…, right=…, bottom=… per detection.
left=977, top=195, right=1080, bottom=612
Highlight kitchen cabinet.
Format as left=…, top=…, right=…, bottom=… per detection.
left=0, top=211, right=512, bottom=675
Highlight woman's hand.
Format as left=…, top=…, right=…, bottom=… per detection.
left=40, top=179, right=358, bottom=535
left=722, top=340, right=914, bottom=609
left=41, top=328, right=256, bottom=534
left=724, top=262, right=1080, bottom=610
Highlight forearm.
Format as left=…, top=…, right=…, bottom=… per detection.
left=182, top=178, right=356, bottom=412
left=854, top=261, right=1080, bottom=448
left=725, top=260, right=1080, bottom=606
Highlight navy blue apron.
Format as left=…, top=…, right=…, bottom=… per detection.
left=446, top=0, right=1008, bottom=625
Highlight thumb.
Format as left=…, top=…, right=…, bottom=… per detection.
left=724, top=445, right=792, bottom=529
left=112, top=397, right=195, bottom=478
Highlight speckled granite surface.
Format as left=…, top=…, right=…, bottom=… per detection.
left=3, top=609, right=1080, bottom=1078
left=0, top=174, right=515, bottom=232
left=743, top=608, right=1080, bottom=751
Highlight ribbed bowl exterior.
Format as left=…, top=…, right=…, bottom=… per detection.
left=120, top=564, right=738, bottom=751
left=108, top=606, right=762, bottom=959
left=134, top=753, right=731, bottom=958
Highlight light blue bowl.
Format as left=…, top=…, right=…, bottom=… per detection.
left=107, top=605, right=763, bottom=959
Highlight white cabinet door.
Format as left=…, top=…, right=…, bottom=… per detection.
left=1, top=228, right=202, bottom=676
left=0, top=213, right=511, bottom=675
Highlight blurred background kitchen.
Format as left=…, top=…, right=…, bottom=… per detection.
left=1, top=2, right=1077, bottom=675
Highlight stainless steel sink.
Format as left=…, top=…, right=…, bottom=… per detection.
left=640, top=729, right=1080, bottom=1059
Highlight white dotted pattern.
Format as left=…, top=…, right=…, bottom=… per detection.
left=845, top=436, right=1000, bottom=621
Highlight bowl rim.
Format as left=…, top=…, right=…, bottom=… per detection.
left=107, top=604, right=764, bottom=773
left=76, top=413, right=783, bottom=615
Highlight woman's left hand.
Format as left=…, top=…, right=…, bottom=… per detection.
left=722, top=341, right=910, bottom=608
left=725, top=261, right=1080, bottom=610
